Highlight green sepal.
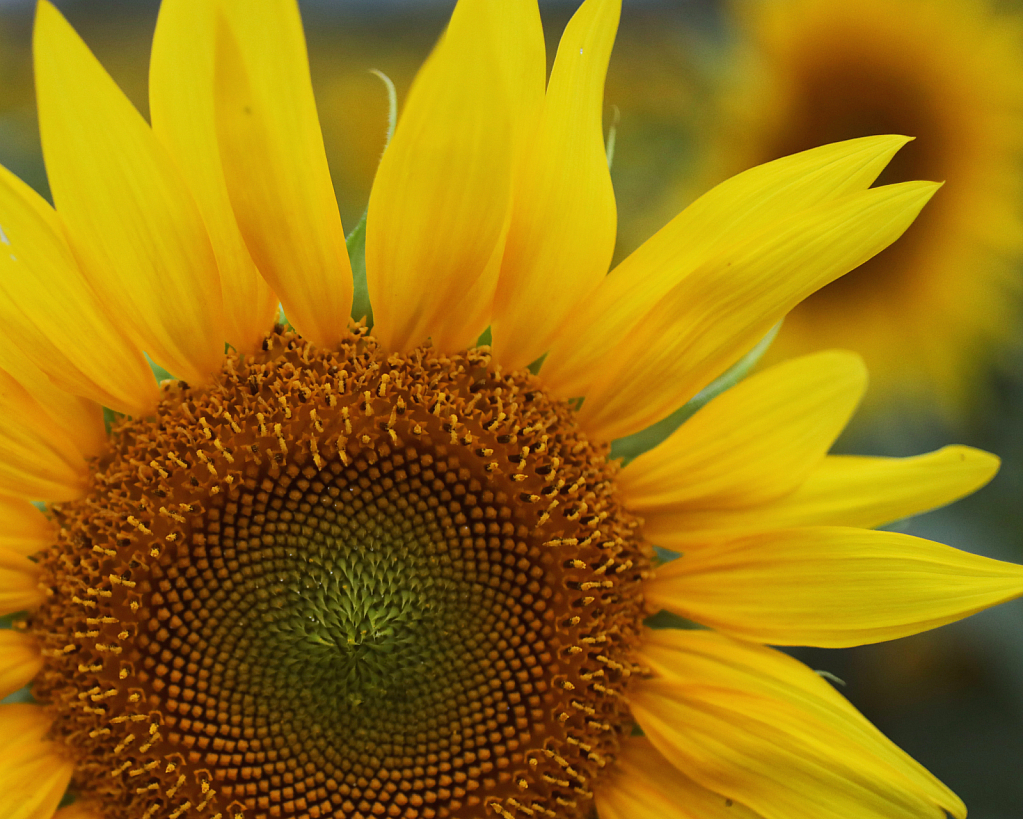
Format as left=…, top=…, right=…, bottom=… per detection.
left=347, top=210, right=372, bottom=326
left=145, top=352, right=174, bottom=384
left=347, top=70, right=397, bottom=328
left=102, top=406, right=124, bottom=434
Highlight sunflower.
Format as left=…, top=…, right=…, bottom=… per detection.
left=694, top=0, right=1023, bottom=413
left=1, top=1, right=1021, bottom=818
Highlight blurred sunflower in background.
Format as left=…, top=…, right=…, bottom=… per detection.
left=696, top=0, right=1023, bottom=417
left=2, top=0, right=1023, bottom=818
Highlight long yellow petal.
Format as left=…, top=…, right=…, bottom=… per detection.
left=0, top=496, right=54, bottom=556
left=645, top=446, right=1000, bottom=549
left=0, top=705, right=74, bottom=819
left=576, top=181, right=939, bottom=442
left=150, top=0, right=277, bottom=354
left=367, top=0, right=545, bottom=353
left=644, top=526, right=1023, bottom=647
left=33, top=0, right=224, bottom=386
left=0, top=342, right=105, bottom=460
left=619, top=351, right=865, bottom=511
left=595, top=735, right=763, bottom=819
left=215, top=0, right=352, bottom=349
left=0, top=547, right=43, bottom=615
left=0, top=368, right=88, bottom=502
left=491, top=0, right=620, bottom=371
left=0, top=163, right=158, bottom=415
left=0, top=630, right=43, bottom=700
left=631, top=633, right=961, bottom=819
left=638, top=629, right=964, bottom=818
left=541, top=135, right=911, bottom=397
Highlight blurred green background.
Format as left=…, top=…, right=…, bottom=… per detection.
left=1, top=1, right=1021, bottom=816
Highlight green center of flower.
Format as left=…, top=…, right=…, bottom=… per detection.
left=185, top=437, right=535, bottom=757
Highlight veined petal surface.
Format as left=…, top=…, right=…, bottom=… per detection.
left=0, top=496, right=54, bottom=556
left=0, top=341, right=105, bottom=459
left=0, top=368, right=88, bottom=501
left=647, top=445, right=999, bottom=548
left=645, top=526, right=1023, bottom=647
left=0, top=163, right=158, bottom=415
left=0, top=546, right=43, bottom=615
left=0, top=705, right=74, bottom=819
left=632, top=629, right=964, bottom=819
left=491, top=0, right=620, bottom=371
left=0, top=630, right=43, bottom=699
left=368, top=0, right=545, bottom=353
left=541, top=135, right=912, bottom=397
left=215, top=0, right=352, bottom=348
left=618, top=350, right=866, bottom=510
left=577, top=181, right=939, bottom=441
left=34, top=0, right=224, bottom=386
left=595, top=735, right=763, bottom=819
left=150, top=0, right=277, bottom=353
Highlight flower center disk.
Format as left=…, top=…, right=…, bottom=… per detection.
left=29, top=329, right=651, bottom=819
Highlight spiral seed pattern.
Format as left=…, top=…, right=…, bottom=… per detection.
left=29, top=329, right=651, bottom=819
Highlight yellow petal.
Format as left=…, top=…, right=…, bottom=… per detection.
left=619, top=351, right=866, bottom=511
left=491, top=0, right=620, bottom=371
left=0, top=163, right=158, bottom=415
left=0, top=496, right=54, bottom=556
left=541, top=135, right=911, bottom=397
left=0, top=546, right=43, bottom=615
left=367, top=0, right=545, bottom=353
left=0, top=368, right=88, bottom=502
left=576, top=180, right=940, bottom=442
left=0, top=630, right=43, bottom=700
left=638, top=629, right=963, bottom=819
left=33, top=0, right=224, bottom=386
left=0, top=705, right=74, bottom=819
left=595, top=735, right=763, bottom=819
left=0, top=342, right=105, bottom=460
left=632, top=631, right=962, bottom=819
left=644, top=526, right=1023, bottom=647
left=215, top=0, right=352, bottom=349
left=646, top=446, right=999, bottom=549
left=0, top=703, right=54, bottom=754
left=150, top=0, right=277, bottom=354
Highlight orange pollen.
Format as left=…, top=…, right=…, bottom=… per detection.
left=27, top=327, right=652, bottom=819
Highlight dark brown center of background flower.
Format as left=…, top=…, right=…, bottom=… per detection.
left=763, top=53, right=948, bottom=308
left=28, top=328, right=650, bottom=819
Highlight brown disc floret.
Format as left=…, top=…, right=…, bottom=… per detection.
left=28, top=328, right=652, bottom=819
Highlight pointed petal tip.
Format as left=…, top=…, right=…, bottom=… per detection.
left=618, top=347, right=869, bottom=512
left=816, top=347, right=868, bottom=386
left=947, top=444, right=1001, bottom=479
left=902, top=178, right=944, bottom=199
left=646, top=527, right=1023, bottom=648
left=852, top=132, right=913, bottom=161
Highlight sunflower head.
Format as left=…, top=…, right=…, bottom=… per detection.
left=0, top=1, right=1020, bottom=819
left=29, top=329, right=649, bottom=817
